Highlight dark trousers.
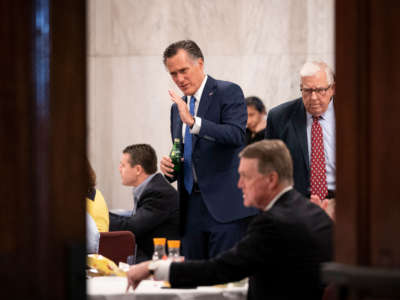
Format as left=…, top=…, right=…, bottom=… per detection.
left=182, top=190, right=252, bottom=260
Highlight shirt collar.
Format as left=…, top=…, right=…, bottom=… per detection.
left=188, top=74, right=208, bottom=102
left=264, top=185, right=293, bottom=211
left=133, top=173, right=156, bottom=200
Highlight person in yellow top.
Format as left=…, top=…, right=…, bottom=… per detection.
left=86, top=159, right=109, bottom=232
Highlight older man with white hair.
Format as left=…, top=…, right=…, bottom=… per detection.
left=265, top=61, right=336, bottom=215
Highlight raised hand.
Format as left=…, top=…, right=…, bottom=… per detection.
left=310, top=194, right=335, bottom=221
left=169, top=90, right=195, bottom=127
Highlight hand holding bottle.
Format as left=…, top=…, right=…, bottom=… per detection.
left=160, top=156, right=175, bottom=177
left=161, top=138, right=182, bottom=178
left=169, top=138, right=181, bottom=177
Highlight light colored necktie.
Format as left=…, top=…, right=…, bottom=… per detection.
left=310, top=116, right=328, bottom=199
left=183, top=96, right=196, bottom=193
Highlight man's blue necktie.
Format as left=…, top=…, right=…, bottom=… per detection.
left=183, top=96, right=196, bottom=194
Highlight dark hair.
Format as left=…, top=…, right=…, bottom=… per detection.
left=86, top=158, right=97, bottom=200
left=123, top=144, right=157, bottom=175
left=239, top=140, right=293, bottom=185
left=163, top=40, right=204, bottom=65
left=245, top=96, right=266, bottom=113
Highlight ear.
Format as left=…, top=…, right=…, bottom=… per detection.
left=135, top=164, right=143, bottom=175
left=266, top=171, right=279, bottom=188
left=198, top=58, right=204, bottom=69
left=331, top=83, right=336, bottom=96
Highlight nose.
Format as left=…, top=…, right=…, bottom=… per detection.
left=176, top=73, right=185, bottom=84
left=310, top=90, right=318, bottom=100
left=237, top=177, right=243, bottom=189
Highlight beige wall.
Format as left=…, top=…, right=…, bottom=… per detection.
left=88, top=0, right=334, bottom=209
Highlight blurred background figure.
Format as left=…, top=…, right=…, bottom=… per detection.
left=245, top=96, right=267, bottom=145
left=86, top=212, right=100, bottom=253
left=87, top=159, right=110, bottom=232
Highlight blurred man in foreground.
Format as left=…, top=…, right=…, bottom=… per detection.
left=127, top=140, right=333, bottom=300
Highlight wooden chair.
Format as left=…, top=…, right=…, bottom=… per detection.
left=322, top=283, right=337, bottom=300
left=98, top=231, right=135, bottom=265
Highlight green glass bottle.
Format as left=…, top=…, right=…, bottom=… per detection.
left=169, top=138, right=181, bottom=176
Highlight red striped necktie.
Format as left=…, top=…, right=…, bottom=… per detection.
left=310, top=116, right=328, bottom=200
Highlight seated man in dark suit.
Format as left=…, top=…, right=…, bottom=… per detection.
left=109, top=144, right=180, bottom=263
left=126, top=140, right=333, bottom=300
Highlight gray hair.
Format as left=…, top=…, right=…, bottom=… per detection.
left=300, top=61, right=335, bottom=85
left=163, top=40, right=204, bottom=65
left=239, top=140, right=294, bottom=185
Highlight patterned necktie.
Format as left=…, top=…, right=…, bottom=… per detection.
left=183, top=96, right=196, bottom=193
left=310, top=116, right=328, bottom=200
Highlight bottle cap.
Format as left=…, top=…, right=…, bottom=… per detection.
left=174, top=138, right=180, bottom=143
left=153, top=237, right=166, bottom=246
left=167, top=240, right=180, bottom=248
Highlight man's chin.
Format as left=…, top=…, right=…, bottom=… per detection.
left=180, top=87, right=194, bottom=95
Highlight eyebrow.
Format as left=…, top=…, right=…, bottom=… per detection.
left=170, top=67, right=188, bottom=75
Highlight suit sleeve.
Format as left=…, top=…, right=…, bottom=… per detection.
left=198, top=84, right=246, bottom=146
left=265, top=109, right=276, bottom=139
left=164, top=105, right=178, bottom=183
left=169, top=215, right=278, bottom=287
left=109, top=189, right=177, bottom=239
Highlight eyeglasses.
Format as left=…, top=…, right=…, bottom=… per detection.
left=300, top=85, right=331, bottom=96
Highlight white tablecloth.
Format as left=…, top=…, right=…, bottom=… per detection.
left=87, top=276, right=247, bottom=300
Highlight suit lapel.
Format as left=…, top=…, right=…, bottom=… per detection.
left=172, top=103, right=184, bottom=140
left=291, top=99, right=309, bottom=170
left=192, top=76, right=217, bottom=148
left=136, top=174, right=158, bottom=207
left=197, top=76, right=216, bottom=118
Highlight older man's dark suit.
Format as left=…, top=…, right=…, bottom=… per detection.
left=169, top=75, right=258, bottom=258
left=169, top=189, right=333, bottom=300
left=265, top=98, right=310, bottom=196
left=109, top=173, right=180, bottom=263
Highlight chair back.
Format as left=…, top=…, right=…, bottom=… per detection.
left=98, top=231, right=135, bottom=265
left=322, top=284, right=337, bottom=300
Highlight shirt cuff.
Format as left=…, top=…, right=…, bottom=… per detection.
left=153, top=260, right=172, bottom=281
left=190, top=116, right=201, bottom=134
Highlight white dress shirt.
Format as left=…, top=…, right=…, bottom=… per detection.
left=181, top=75, right=208, bottom=140
left=264, top=186, right=293, bottom=211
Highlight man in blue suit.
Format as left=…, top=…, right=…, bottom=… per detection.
left=160, top=40, right=258, bottom=260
